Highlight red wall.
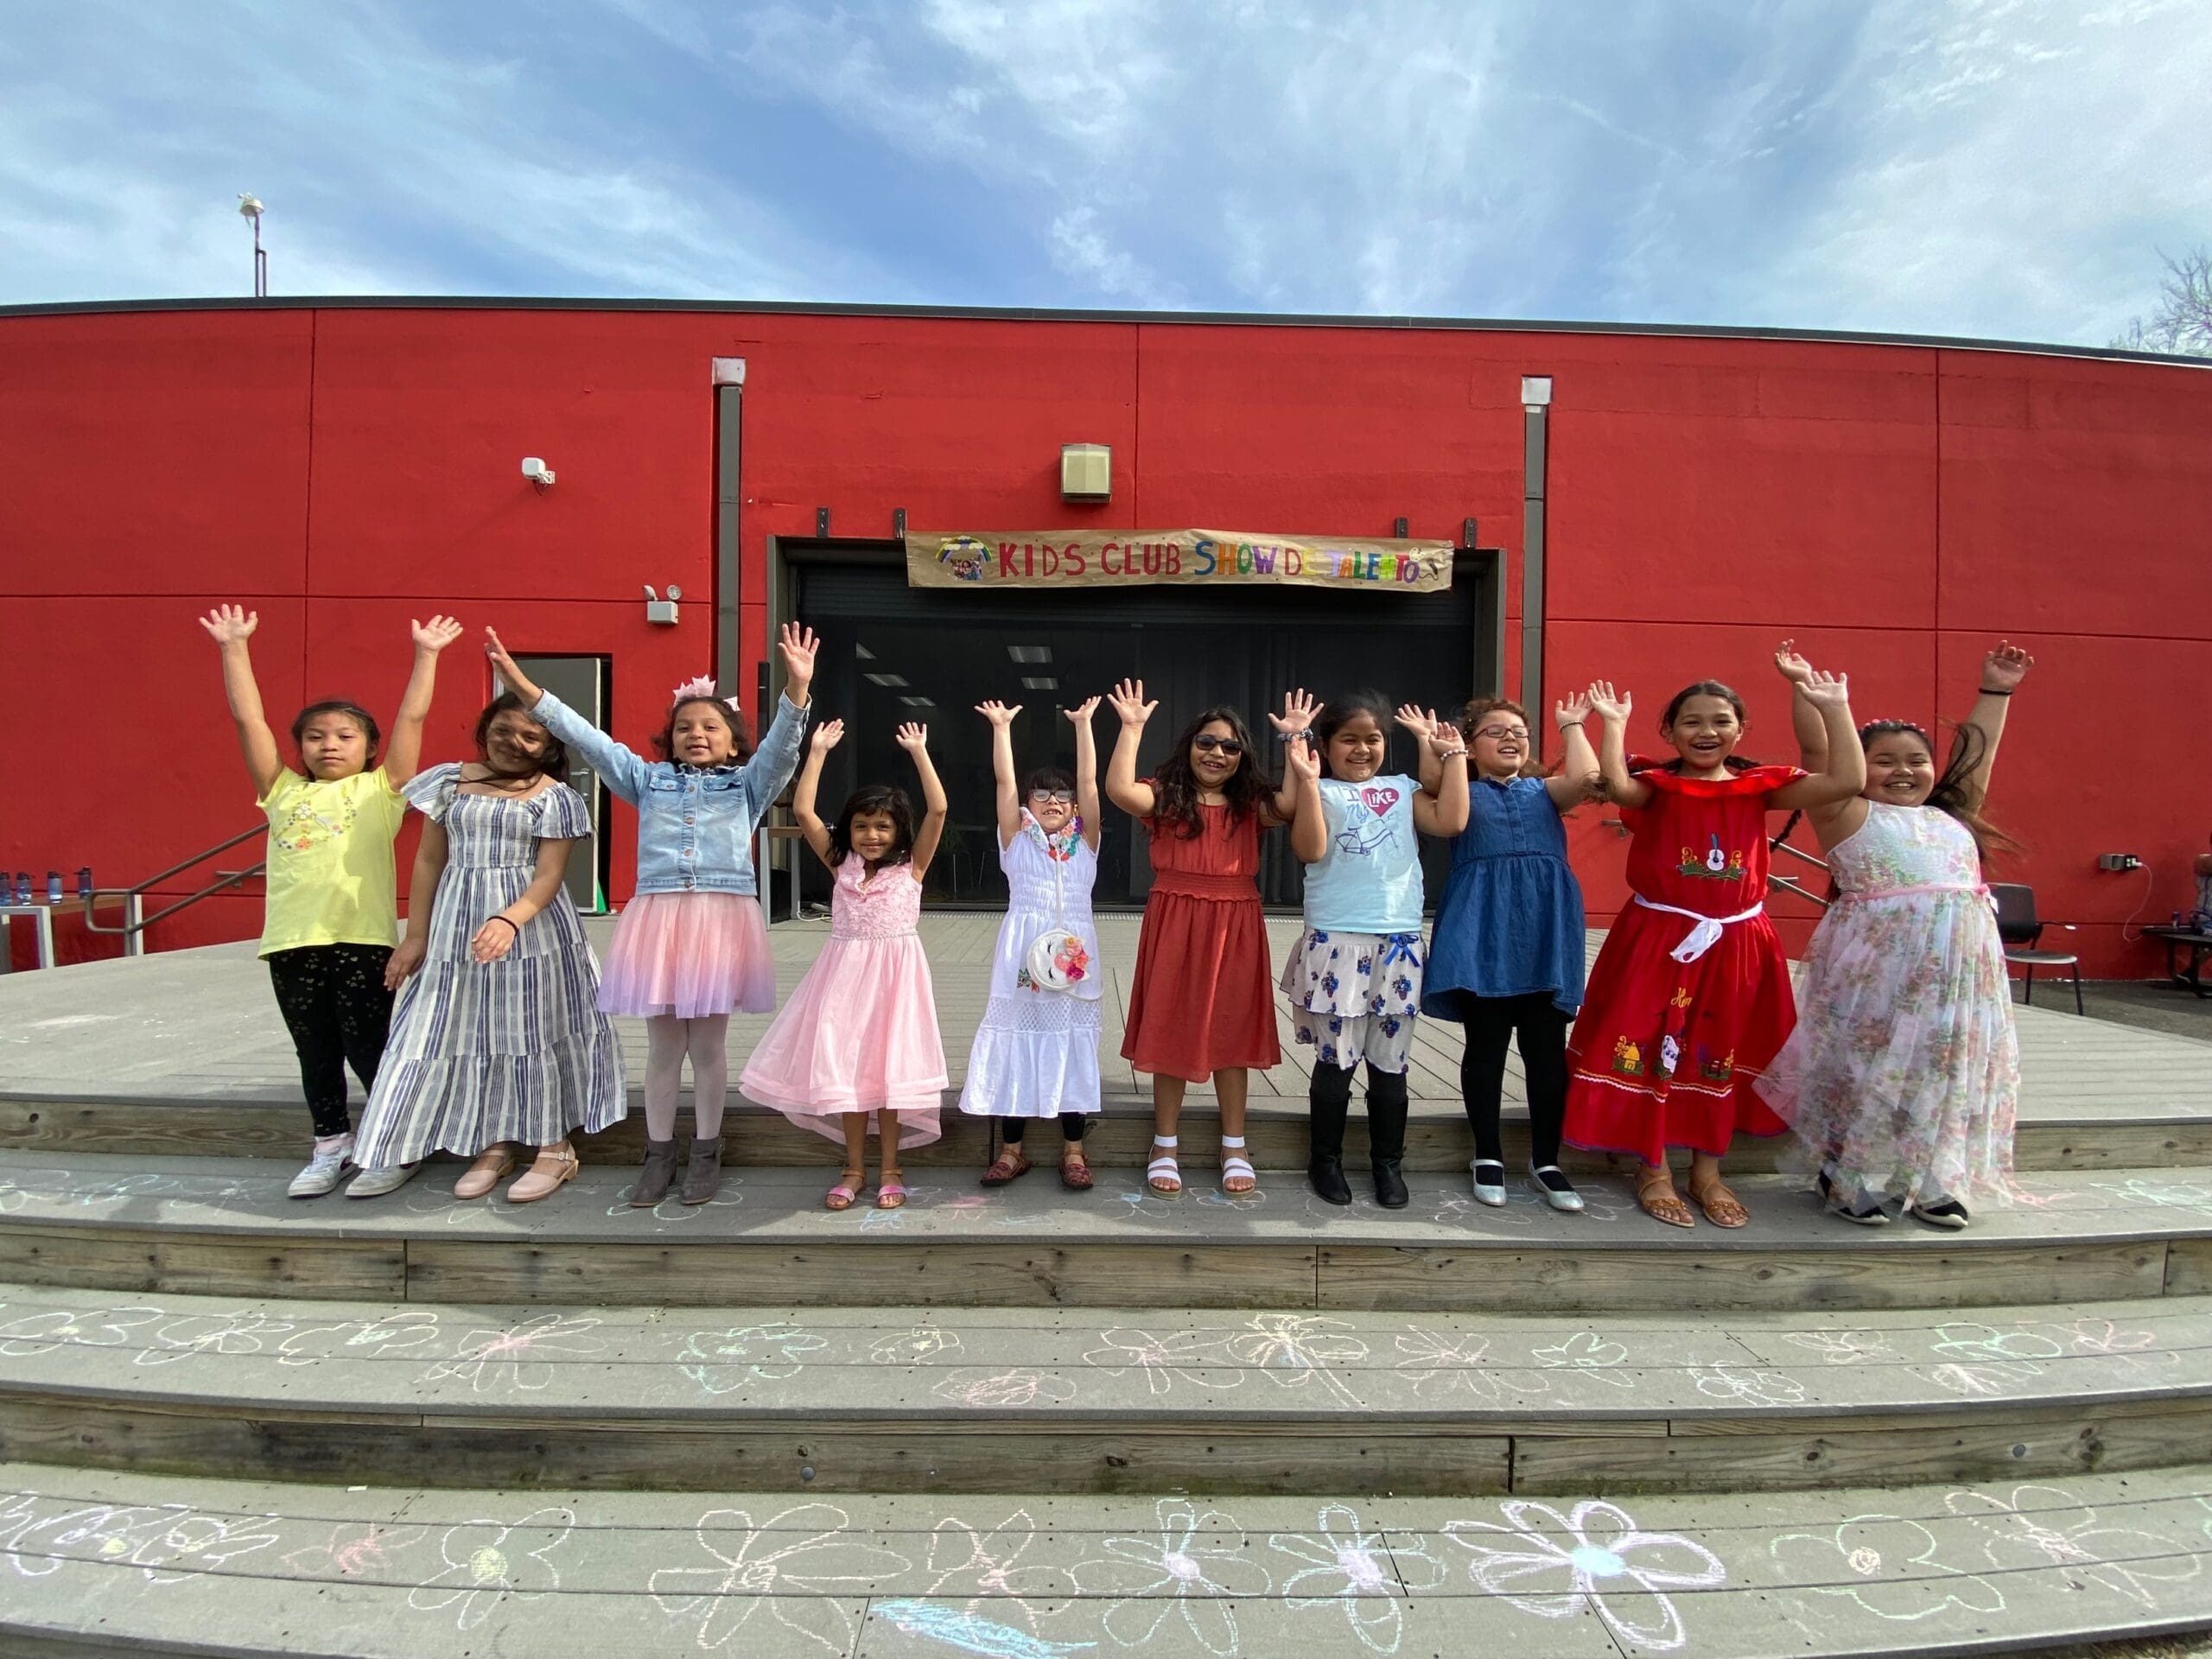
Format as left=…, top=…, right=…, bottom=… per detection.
left=3, top=304, right=2207, bottom=974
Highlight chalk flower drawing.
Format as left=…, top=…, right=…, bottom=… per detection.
left=1082, top=1327, right=1234, bottom=1396
left=2058, top=1318, right=2159, bottom=1357
left=125, top=1509, right=283, bottom=1584
left=276, top=1310, right=443, bottom=1367
left=423, top=1313, right=605, bottom=1393
left=931, top=1369, right=1078, bottom=1408
left=1073, top=1497, right=1273, bottom=1657
left=0, top=1495, right=164, bottom=1580
left=1778, top=1329, right=1896, bottom=1366
left=1768, top=1514, right=2005, bottom=1620
left=0, top=1169, right=73, bottom=1214
left=649, top=1503, right=912, bottom=1654
left=1946, top=1484, right=2205, bottom=1609
left=1688, top=1364, right=1808, bottom=1407
left=870, top=1325, right=963, bottom=1365
left=1270, top=1502, right=1447, bottom=1654
left=137, top=1308, right=296, bottom=1366
left=678, top=1322, right=830, bottom=1392
left=409, top=1507, right=575, bottom=1630
left=925, top=1507, right=1081, bottom=1630
left=1394, top=1328, right=1550, bottom=1405
left=1444, top=1499, right=1726, bottom=1651
left=0, top=1302, right=162, bottom=1357
left=1224, top=1313, right=1368, bottom=1408
left=279, top=1521, right=429, bottom=1579
left=1530, top=1331, right=1636, bottom=1389
left=1929, top=1324, right=2065, bottom=1366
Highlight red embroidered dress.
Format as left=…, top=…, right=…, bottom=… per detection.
left=1562, top=763, right=1802, bottom=1166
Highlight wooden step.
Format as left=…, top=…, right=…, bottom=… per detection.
left=2, top=1278, right=2209, bottom=1497
left=5, top=1090, right=2209, bottom=1173
left=2, top=1457, right=2208, bottom=1656
left=2, top=1153, right=2208, bottom=1315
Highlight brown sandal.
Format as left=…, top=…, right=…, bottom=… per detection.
left=981, top=1148, right=1032, bottom=1186
left=1060, top=1149, right=1094, bottom=1190
left=1688, top=1176, right=1750, bottom=1229
left=1637, top=1166, right=1696, bottom=1230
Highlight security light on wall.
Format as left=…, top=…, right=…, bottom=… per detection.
left=1520, top=377, right=1553, bottom=410
left=1060, top=442, right=1111, bottom=502
left=522, top=456, right=556, bottom=491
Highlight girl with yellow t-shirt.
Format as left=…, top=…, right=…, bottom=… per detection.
left=199, top=604, right=462, bottom=1198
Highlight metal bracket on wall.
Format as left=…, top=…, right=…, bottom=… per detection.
left=893, top=507, right=906, bottom=536
left=1393, top=516, right=1408, bottom=537
left=816, top=506, right=831, bottom=536
left=1463, top=517, right=1479, bottom=548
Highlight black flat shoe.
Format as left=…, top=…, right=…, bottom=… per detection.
left=1907, top=1196, right=1970, bottom=1230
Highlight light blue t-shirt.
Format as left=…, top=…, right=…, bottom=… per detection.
left=1302, top=773, right=1424, bottom=933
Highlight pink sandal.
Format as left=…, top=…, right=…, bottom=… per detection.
left=875, top=1172, right=908, bottom=1211
left=825, top=1168, right=864, bottom=1211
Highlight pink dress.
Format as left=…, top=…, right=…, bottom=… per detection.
left=739, top=855, right=946, bottom=1149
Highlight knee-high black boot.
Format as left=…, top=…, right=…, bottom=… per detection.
left=1368, top=1068, right=1410, bottom=1209
left=1308, top=1065, right=1354, bottom=1205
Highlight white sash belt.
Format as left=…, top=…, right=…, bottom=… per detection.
left=1633, top=893, right=1766, bottom=964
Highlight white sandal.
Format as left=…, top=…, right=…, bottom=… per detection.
left=1147, top=1135, right=1182, bottom=1195
left=1220, top=1135, right=1256, bottom=1195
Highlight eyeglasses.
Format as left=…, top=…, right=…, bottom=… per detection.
left=1028, top=789, right=1074, bottom=804
left=1192, top=735, right=1244, bottom=755
left=1473, top=725, right=1530, bottom=743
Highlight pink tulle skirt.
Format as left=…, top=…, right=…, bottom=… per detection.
left=596, top=891, right=776, bottom=1019
left=739, top=933, right=946, bottom=1150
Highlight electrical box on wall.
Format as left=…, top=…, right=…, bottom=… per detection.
left=1060, top=443, right=1111, bottom=502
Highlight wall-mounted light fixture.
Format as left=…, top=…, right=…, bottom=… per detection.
left=644, top=584, right=681, bottom=625
left=1520, top=376, right=1553, bottom=411
left=1060, top=442, right=1111, bottom=502
left=522, top=456, right=556, bottom=492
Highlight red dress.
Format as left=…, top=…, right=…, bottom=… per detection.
left=1563, top=764, right=1802, bottom=1165
left=1122, top=802, right=1281, bottom=1083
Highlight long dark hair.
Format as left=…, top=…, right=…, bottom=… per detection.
left=1647, top=680, right=1760, bottom=775
left=1151, top=705, right=1269, bottom=837
left=652, top=695, right=754, bottom=766
left=290, top=700, right=382, bottom=767
left=473, top=693, right=569, bottom=781
left=830, top=784, right=917, bottom=868
left=1311, top=690, right=1394, bottom=778
left=1858, top=718, right=2020, bottom=860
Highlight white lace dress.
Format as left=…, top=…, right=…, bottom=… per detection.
left=1757, top=802, right=2020, bottom=1206
left=957, top=812, right=1104, bottom=1118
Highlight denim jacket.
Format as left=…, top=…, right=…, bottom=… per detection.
left=530, top=690, right=808, bottom=896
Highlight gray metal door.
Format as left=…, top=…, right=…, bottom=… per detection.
left=512, top=654, right=610, bottom=914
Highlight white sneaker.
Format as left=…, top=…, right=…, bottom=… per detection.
left=346, top=1162, right=421, bottom=1199
left=288, top=1135, right=355, bottom=1198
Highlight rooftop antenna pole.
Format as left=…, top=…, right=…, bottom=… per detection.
left=238, top=194, right=266, bottom=297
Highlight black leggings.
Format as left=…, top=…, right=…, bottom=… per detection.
left=1458, top=993, right=1569, bottom=1166
left=267, top=944, right=395, bottom=1138
left=1004, top=1114, right=1089, bottom=1144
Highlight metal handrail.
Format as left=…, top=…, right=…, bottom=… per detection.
left=80, top=824, right=267, bottom=951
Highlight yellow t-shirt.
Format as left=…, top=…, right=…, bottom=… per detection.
left=257, top=766, right=409, bottom=956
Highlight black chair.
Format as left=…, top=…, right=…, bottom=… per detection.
left=1991, top=882, right=2082, bottom=1014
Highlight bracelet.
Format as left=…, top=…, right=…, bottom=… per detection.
left=1276, top=728, right=1312, bottom=743
left=486, top=915, right=519, bottom=934
left=1433, top=747, right=1469, bottom=760
left=1977, top=687, right=2014, bottom=697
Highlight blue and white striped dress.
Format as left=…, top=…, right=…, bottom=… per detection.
left=353, top=765, right=625, bottom=1166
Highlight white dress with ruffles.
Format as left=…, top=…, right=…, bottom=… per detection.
left=958, top=813, right=1104, bottom=1119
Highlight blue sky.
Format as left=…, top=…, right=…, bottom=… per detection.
left=1, top=0, right=2205, bottom=345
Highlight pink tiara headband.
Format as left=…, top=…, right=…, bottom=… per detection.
left=671, top=675, right=741, bottom=712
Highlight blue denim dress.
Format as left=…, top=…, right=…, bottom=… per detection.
left=1422, top=775, right=1587, bottom=1017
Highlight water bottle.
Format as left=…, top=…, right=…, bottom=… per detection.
left=45, top=872, right=63, bottom=904
left=77, top=867, right=93, bottom=899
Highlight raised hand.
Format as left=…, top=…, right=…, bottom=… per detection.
left=1285, top=731, right=1322, bottom=783
left=1555, top=690, right=1593, bottom=730
left=1773, top=639, right=1815, bottom=685
left=1394, top=702, right=1442, bottom=745
left=470, top=916, right=519, bottom=965
left=1064, top=696, right=1102, bottom=727
left=975, top=700, right=1022, bottom=728
left=1798, top=667, right=1852, bottom=710
left=894, top=721, right=930, bottom=753
left=1268, top=687, right=1319, bottom=736
left=1107, top=677, right=1157, bottom=728
left=1981, top=641, right=2034, bottom=691
left=198, top=604, right=257, bottom=646
left=1587, top=680, right=1632, bottom=723
left=809, top=719, right=846, bottom=754
left=411, top=614, right=463, bottom=653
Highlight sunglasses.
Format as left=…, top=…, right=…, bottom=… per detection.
left=1192, top=734, right=1244, bottom=755
left=1028, top=789, right=1074, bottom=804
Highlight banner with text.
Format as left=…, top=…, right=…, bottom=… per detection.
left=904, top=529, right=1454, bottom=594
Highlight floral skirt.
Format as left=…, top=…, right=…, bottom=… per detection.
left=1279, top=927, right=1423, bottom=1074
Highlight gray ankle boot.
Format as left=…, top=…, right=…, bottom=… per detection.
left=630, top=1138, right=681, bottom=1207
left=680, top=1135, right=725, bottom=1205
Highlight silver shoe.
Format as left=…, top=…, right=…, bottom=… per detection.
left=1470, top=1160, right=1509, bottom=1207
left=1528, top=1163, right=1586, bottom=1213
